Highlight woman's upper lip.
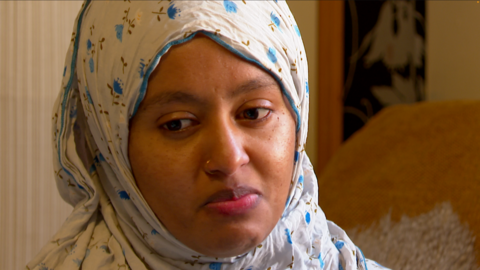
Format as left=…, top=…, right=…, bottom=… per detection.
left=204, top=186, right=260, bottom=205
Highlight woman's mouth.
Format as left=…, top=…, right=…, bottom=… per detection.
left=204, top=187, right=261, bottom=216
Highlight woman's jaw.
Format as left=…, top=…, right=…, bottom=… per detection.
left=128, top=35, right=296, bottom=257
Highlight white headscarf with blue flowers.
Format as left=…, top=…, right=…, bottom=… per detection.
left=28, top=1, right=386, bottom=269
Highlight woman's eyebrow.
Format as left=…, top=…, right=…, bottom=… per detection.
left=141, top=77, right=278, bottom=111
left=140, top=91, right=206, bottom=111
left=229, top=77, right=278, bottom=99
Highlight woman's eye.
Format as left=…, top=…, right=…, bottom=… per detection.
left=162, top=119, right=195, bottom=131
left=242, top=108, right=271, bottom=120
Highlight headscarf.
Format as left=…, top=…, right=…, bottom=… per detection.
left=28, top=1, right=387, bottom=269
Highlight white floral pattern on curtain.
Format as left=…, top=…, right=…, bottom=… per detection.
left=343, top=0, right=426, bottom=140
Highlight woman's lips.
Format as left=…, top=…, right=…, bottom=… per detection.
left=204, top=187, right=261, bottom=216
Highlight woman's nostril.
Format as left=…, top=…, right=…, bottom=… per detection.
left=204, top=139, right=249, bottom=177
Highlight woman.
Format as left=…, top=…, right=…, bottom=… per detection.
left=28, top=1, right=386, bottom=269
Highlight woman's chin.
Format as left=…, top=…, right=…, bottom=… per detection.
left=160, top=197, right=277, bottom=258
left=179, top=214, right=270, bottom=257
left=190, top=203, right=275, bottom=257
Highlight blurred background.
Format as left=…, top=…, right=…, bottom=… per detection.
left=1, top=1, right=480, bottom=269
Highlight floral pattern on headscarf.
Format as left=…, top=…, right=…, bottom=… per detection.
left=28, top=1, right=388, bottom=269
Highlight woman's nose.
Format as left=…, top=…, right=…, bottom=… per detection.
left=203, top=120, right=249, bottom=177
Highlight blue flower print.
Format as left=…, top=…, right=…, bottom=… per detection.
left=38, top=263, right=53, bottom=270
left=294, top=151, right=299, bottom=162
left=89, top=58, right=94, bottom=73
left=318, top=253, right=325, bottom=269
left=294, top=25, right=301, bottom=37
left=305, top=211, right=311, bottom=224
left=339, top=262, right=344, bottom=270
left=209, top=262, right=222, bottom=270
left=138, top=59, right=146, bottom=78
left=98, top=153, right=106, bottom=162
left=73, top=258, right=83, bottom=267
left=118, top=190, right=130, bottom=200
left=85, top=87, right=93, bottom=104
left=113, top=78, right=124, bottom=95
left=89, top=163, right=96, bottom=174
left=63, top=66, right=67, bottom=77
left=99, top=245, right=110, bottom=253
left=70, top=108, right=77, bottom=119
left=357, top=252, right=364, bottom=265
left=335, top=240, right=345, bottom=250
left=151, top=229, right=159, bottom=235
left=270, top=12, right=280, bottom=28
left=267, top=47, right=277, bottom=63
left=285, top=228, right=293, bottom=244
left=223, top=0, right=237, bottom=13
left=87, top=39, right=92, bottom=51
left=298, top=175, right=304, bottom=185
left=306, top=81, right=309, bottom=94
left=167, top=4, right=181, bottom=19
left=115, top=24, right=124, bottom=42
left=68, top=244, right=77, bottom=255
left=285, top=196, right=291, bottom=208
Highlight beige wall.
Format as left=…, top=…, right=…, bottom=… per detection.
left=288, top=1, right=319, bottom=169
left=0, top=1, right=82, bottom=269
left=426, top=1, right=480, bottom=101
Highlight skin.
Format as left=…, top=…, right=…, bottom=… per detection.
left=128, top=36, right=296, bottom=257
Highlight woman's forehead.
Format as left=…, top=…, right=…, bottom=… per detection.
left=139, top=37, right=282, bottom=110
left=148, top=36, right=274, bottom=81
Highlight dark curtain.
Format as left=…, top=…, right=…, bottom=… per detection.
left=343, top=0, right=425, bottom=140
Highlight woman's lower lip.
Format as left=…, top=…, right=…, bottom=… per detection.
left=205, top=194, right=260, bottom=216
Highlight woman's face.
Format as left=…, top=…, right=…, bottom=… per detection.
left=128, top=36, right=296, bottom=257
